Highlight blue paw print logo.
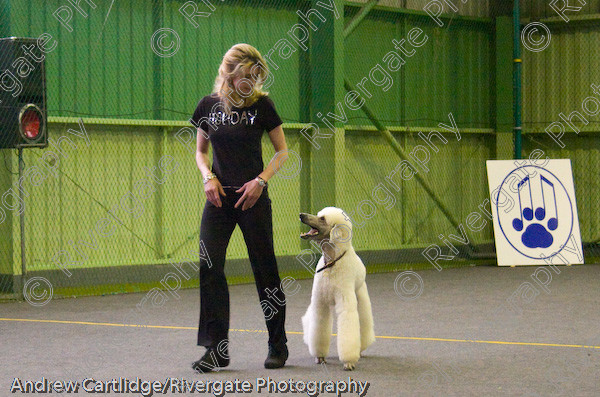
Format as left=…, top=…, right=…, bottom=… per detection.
left=512, top=176, right=558, bottom=249
left=497, top=166, right=573, bottom=260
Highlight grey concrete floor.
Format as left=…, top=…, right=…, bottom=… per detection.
left=1, top=265, right=599, bottom=396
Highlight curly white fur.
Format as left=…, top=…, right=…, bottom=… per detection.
left=301, top=207, right=375, bottom=370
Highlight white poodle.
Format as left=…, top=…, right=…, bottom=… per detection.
left=299, top=207, right=375, bottom=370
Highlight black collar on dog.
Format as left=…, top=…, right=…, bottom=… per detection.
left=316, top=251, right=347, bottom=273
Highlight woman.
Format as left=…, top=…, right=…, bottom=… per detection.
left=190, top=43, right=289, bottom=372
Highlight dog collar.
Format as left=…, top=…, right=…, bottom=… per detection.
left=316, top=250, right=347, bottom=273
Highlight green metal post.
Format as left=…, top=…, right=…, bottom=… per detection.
left=152, top=0, right=165, bottom=258
left=299, top=7, right=312, bottom=251
left=308, top=0, right=344, bottom=212
left=18, top=148, right=26, bottom=299
left=513, top=0, right=522, bottom=159
left=495, top=16, right=514, bottom=160
left=343, top=0, right=379, bottom=38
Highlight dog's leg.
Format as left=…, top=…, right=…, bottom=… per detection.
left=356, top=282, right=375, bottom=352
left=335, top=293, right=361, bottom=370
left=302, top=301, right=332, bottom=362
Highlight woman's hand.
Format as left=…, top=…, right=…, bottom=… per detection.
left=235, top=179, right=264, bottom=210
left=204, top=178, right=226, bottom=207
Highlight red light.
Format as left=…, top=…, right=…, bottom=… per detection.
left=21, top=109, right=41, bottom=139
left=18, top=104, right=44, bottom=143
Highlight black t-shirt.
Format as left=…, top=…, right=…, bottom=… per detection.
left=191, top=94, right=283, bottom=187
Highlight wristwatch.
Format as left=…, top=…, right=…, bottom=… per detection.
left=203, top=172, right=217, bottom=184
left=255, top=176, right=267, bottom=187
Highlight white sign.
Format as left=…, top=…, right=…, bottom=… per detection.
left=486, top=159, right=583, bottom=266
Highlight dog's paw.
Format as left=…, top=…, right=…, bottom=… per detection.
left=343, top=362, right=355, bottom=371
left=315, top=357, right=327, bottom=364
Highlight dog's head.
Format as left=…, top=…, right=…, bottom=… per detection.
left=299, top=207, right=353, bottom=246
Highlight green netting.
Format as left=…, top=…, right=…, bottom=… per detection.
left=1, top=0, right=599, bottom=301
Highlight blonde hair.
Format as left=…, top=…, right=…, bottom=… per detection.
left=213, top=43, right=270, bottom=113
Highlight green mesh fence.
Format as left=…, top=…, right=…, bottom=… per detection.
left=520, top=0, right=600, bottom=260
left=1, top=0, right=599, bottom=301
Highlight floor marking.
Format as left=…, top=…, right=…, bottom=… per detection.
left=1, top=318, right=598, bottom=350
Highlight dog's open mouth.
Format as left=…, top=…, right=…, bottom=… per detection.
left=300, top=227, right=320, bottom=239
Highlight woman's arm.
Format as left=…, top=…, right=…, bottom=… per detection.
left=195, top=128, right=212, bottom=176
left=196, top=127, right=226, bottom=207
left=234, top=124, right=288, bottom=210
left=259, top=125, right=288, bottom=182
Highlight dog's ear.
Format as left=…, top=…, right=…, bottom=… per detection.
left=330, top=223, right=352, bottom=243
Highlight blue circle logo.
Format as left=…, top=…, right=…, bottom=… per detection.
left=495, top=166, right=573, bottom=260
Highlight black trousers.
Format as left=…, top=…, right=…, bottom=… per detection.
left=197, top=187, right=287, bottom=350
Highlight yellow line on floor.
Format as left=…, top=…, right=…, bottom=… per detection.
left=1, top=318, right=599, bottom=350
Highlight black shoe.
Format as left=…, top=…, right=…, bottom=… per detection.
left=264, top=344, right=288, bottom=369
left=192, top=346, right=229, bottom=373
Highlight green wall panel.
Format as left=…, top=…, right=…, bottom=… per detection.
left=2, top=0, right=599, bottom=293
left=345, top=9, right=492, bottom=130
left=523, top=24, right=600, bottom=132
left=163, top=1, right=302, bottom=123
